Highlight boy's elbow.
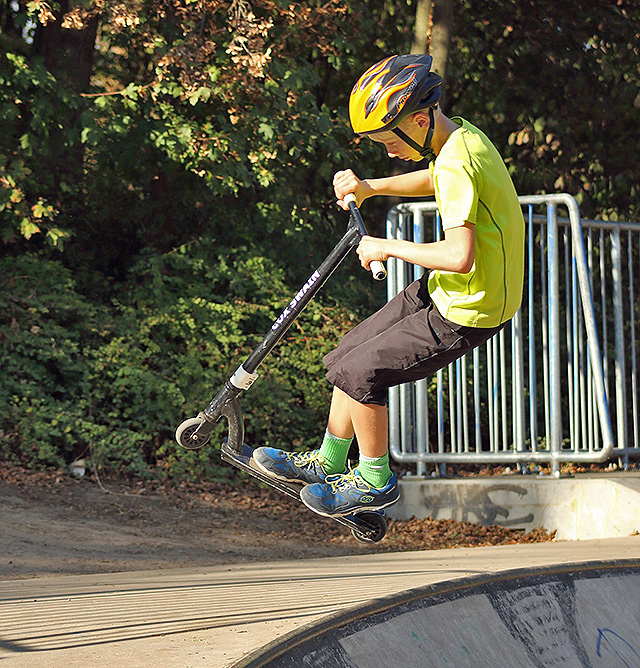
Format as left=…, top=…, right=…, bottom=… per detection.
left=456, top=253, right=475, bottom=274
left=447, top=226, right=475, bottom=273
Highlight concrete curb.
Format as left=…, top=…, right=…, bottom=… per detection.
left=391, top=473, right=640, bottom=539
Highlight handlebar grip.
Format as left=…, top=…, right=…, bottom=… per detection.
left=369, top=260, right=388, bottom=281
left=343, top=194, right=387, bottom=281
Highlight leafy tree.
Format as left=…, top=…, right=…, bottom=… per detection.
left=446, top=0, right=640, bottom=221
left=2, top=0, right=638, bottom=478
left=0, top=0, right=402, bottom=476
left=2, top=0, right=406, bottom=277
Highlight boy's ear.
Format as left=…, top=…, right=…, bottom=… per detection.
left=412, top=111, right=431, bottom=128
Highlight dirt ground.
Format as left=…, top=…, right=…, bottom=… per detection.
left=0, top=463, right=554, bottom=581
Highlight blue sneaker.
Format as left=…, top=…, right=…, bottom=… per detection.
left=252, top=447, right=337, bottom=485
left=300, top=469, right=400, bottom=517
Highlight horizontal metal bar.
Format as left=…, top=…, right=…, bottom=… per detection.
left=394, top=202, right=640, bottom=233
left=389, top=450, right=616, bottom=464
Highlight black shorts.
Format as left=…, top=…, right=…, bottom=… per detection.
left=323, top=275, right=506, bottom=406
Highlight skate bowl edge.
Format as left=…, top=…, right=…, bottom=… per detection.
left=231, top=559, right=640, bottom=668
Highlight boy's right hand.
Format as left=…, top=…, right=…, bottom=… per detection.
left=333, top=169, right=371, bottom=210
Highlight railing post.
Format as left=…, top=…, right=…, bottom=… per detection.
left=562, top=195, right=614, bottom=460
left=611, top=228, right=628, bottom=453
left=547, top=203, right=562, bottom=475
left=412, top=206, right=428, bottom=477
left=386, top=208, right=401, bottom=472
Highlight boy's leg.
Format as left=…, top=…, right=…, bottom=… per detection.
left=253, top=279, right=427, bottom=487
left=328, top=388, right=388, bottom=458
left=328, top=387, right=392, bottom=488
left=323, top=387, right=391, bottom=486
left=324, top=386, right=355, bottom=440
left=252, top=389, right=355, bottom=484
left=299, top=387, right=398, bottom=517
left=312, top=386, right=390, bottom=475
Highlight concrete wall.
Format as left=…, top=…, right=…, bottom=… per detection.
left=387, top=474, right=640, bottom=540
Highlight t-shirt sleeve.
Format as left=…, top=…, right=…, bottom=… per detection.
left=433, top=160, right=479, bottom=230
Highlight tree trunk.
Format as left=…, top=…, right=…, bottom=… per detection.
left=411, top=0, right=432, bottom=55
left=32, top=0, right=98, bottom=92
left=31, top=1, right=99, bottom=193
left=411, top=0, right=453, bottom=109
left=429, top=0, right=453, bottom=84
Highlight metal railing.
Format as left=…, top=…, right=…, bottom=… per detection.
left=387, top=194, right=640, bottom=476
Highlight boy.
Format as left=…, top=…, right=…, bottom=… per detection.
left=253, top=54, right=524, bottom=519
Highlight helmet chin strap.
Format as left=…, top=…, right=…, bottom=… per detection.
left=391, top=107, right=436, bottom=163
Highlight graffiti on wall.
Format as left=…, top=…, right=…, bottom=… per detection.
left=420, top=483, right=535, bottom=527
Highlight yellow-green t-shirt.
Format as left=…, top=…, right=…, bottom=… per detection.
left=427, top=117, right=525, bottom=328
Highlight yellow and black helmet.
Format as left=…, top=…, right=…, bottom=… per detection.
left=349, top=54, right=442, bottom=162
left=349, top=54, right=442, bottom=135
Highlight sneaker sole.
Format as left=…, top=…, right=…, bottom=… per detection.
left=299, top=490, right=400, bottom=518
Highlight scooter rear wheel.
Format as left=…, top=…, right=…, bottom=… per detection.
left=351, top=512, right=387, bottom=543
left=175, top=416, right=211, bottom=450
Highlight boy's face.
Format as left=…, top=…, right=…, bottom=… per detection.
left=368, top=114, right=428, bottom=162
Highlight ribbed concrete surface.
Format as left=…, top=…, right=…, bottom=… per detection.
left=1, top=537, right=639, bottom=668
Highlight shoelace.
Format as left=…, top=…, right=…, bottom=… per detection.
left=324, top=470, right=371, bottom=494
left=285, top=450, right=325, bottom=468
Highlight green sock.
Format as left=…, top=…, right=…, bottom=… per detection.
left=318, top=430, right=352, bottom=474
left=358, top=452, right=392, bottom=488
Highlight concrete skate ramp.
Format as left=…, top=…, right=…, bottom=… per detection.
left=234, top=559, right=640, bottom=668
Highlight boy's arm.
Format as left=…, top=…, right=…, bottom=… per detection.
left=334, top=169, right=434, bottom=209
left=357, top=224, right=475, bottom=275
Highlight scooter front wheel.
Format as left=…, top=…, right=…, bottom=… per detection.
left=175, top=416, right=211, bottom=450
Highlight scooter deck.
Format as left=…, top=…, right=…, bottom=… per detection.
left=220, top=442, right=386, bottom=543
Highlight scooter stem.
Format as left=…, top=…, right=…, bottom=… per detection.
left=190, top=201, right=384, bottom=449
left=343, top=194, right=387, bottom=281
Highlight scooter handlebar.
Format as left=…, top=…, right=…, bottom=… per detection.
left=343, top=194, right=387, bottom=281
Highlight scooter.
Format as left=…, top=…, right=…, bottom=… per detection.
left=175, top=195, right=389, bottom=543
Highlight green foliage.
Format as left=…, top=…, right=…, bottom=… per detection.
left=1, top=0, right=639, bottom=480
left=0, top=0, right=397, bottom=479
left=0, top=53, right=71, bottom=247
left=1, top=0, right=405, bottom=282
left=0, top=246, right=355, bottom=478
left=0, top=255, right=98, bottom=467
left=447, top=0, right=640, bottom=220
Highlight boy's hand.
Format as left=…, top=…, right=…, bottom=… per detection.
left=333, top=169, right=371, bottom=210
left=357, top=235, right=389, bottom=271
